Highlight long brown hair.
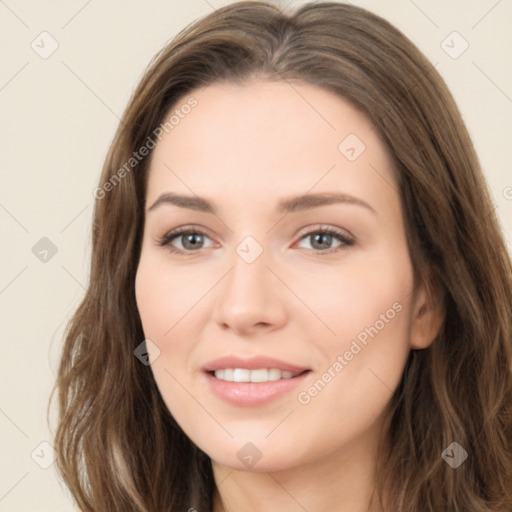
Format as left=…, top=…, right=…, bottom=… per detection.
left=49, top=2, right=512, bottom=510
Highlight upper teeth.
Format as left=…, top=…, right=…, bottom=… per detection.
left=214, top=368, right=300, bottom=383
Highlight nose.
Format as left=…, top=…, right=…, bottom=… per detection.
left=212, top=245, right=287, bottom=336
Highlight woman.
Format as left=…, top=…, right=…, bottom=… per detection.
left=50, top=2, right=512, bottom=511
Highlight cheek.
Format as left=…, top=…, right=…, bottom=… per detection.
left=134, top=258, right=199, bottom=420
left=299, top=245, right=414, bottom=404
left=290, top=274, right=412, bottom=459
left=135, top=252, right=206, bottom=340
left=134, top=255, right=191, bottom=380
left=135, top=267, right=168, bottom=343
left=134, top=251, right=221, bottom=383
left=298, top=250, right=413, bottom=345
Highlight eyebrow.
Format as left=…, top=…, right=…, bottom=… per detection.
left=147, top=191, right=376, bottom=215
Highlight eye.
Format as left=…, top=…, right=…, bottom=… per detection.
left=156, top=224, right=354, bottom=255
left=156, top=226, right=215, bottom=254
left=295, top=225, right=354, bottom=254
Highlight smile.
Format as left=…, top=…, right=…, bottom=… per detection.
left=213, top=368, right=303, bottom=382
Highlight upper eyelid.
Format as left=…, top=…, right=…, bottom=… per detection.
left=162, top=224, right=352, bottom=237
left=296, top=224, right=353, bottom=239
left=162, top=225, right=217, bottom=242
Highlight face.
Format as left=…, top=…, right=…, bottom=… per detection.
left=135, top=79, right=433, bottom=473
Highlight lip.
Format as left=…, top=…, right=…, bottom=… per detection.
left=202, top=355, right=311, bottom=407
left=202, top=355, right=310, bottom=373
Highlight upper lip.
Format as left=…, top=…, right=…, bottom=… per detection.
left=202, top=355, right=310, bottom=373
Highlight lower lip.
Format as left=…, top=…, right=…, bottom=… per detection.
left=204, top=371, right=311, bottom=407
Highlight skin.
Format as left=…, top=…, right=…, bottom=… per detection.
left=135, top=79, right=442, bottom=512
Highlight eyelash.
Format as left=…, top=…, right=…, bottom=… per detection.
left=156, top=224, right=355, bottom=256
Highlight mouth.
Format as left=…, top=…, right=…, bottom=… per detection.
left=202, top=356, right=312, bottom=406
left=209, top=368, right=310, bottom=383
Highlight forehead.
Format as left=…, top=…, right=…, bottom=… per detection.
left=146, top=79, right=397, bottom=215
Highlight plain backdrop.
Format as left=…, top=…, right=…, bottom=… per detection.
left=1, top=1, right=511, bottom=510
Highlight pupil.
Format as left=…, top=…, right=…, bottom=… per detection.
left=312, top=233, right=331, bottom=250
left=184, top=233, right=203, bottom=249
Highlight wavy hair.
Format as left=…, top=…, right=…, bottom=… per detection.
left=49, top=2, right=512, bottom=510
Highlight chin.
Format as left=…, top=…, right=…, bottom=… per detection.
left=195, top=432, right=311, bottom=474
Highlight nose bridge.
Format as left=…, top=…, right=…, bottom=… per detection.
left=213, top=233, right=285, bottom=331
left=226, top=234, right=270, bottom=305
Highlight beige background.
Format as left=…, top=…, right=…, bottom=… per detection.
left=0, top=0, right=510, bottom=510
